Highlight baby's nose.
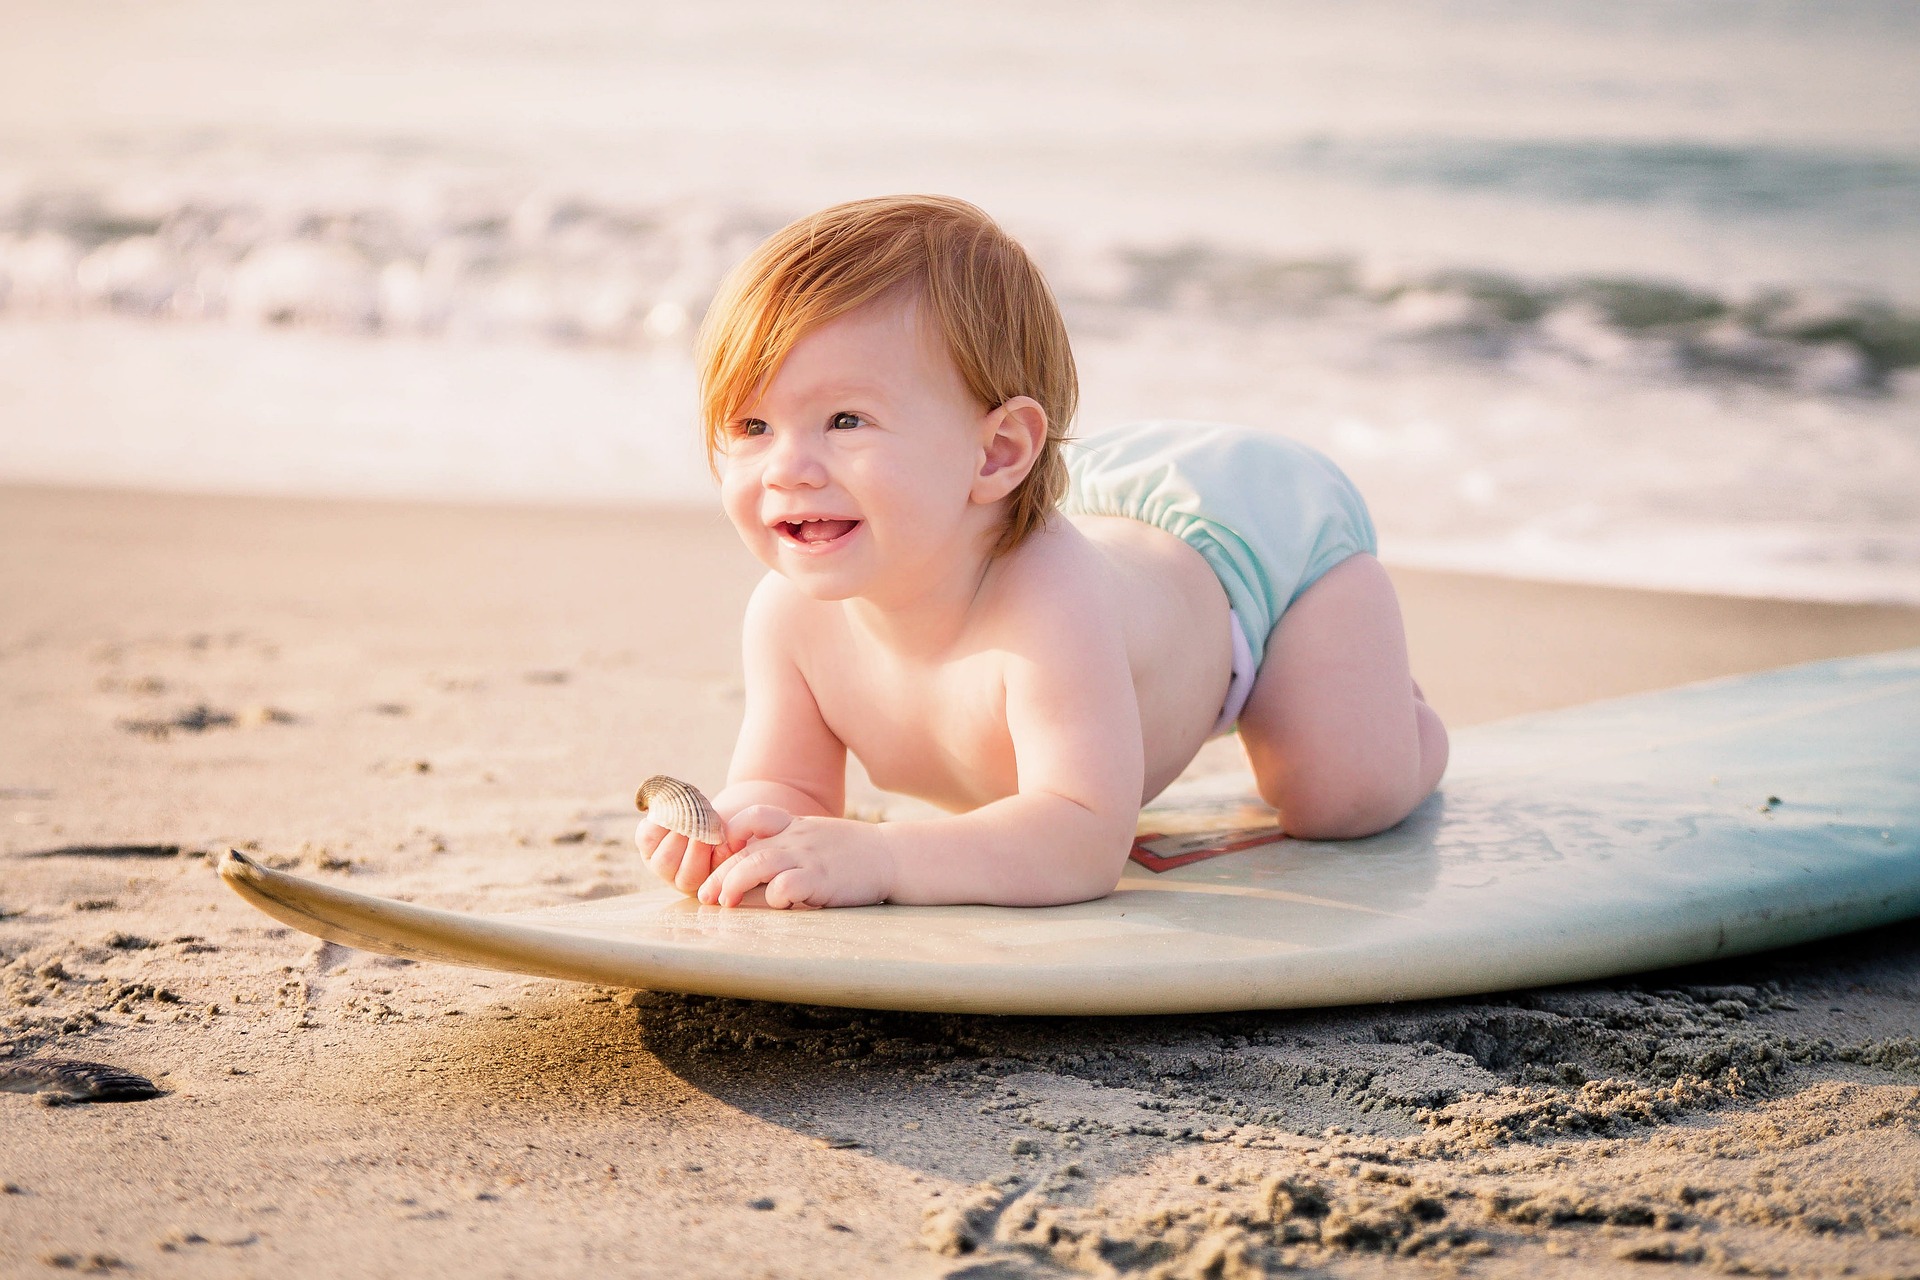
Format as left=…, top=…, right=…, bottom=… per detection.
left=763, top=433, right=826, bottom=487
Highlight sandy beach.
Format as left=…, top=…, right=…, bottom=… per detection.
left=1, top=483, right=1917, bottom=1277
left=4, top=2, right=1917, bottom=1273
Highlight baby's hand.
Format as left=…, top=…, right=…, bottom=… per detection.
left=633, top=803, right=791, bottom=898
left=634, top=816, right=734, bottom=897
left=697, top=810, right=895, bottom=910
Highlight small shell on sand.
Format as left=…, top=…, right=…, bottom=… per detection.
left=0, top=1058, right=161, bottom=1105
left=635, top=775, right=724, bottom=845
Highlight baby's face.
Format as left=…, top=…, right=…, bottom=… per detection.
left=718, top=295, right=993, bottom=601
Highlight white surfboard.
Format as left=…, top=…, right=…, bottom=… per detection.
left=218, top=650, right=1920, bottom=1015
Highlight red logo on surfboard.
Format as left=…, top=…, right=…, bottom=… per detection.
left=1129, top=826, right=1289, bottom=872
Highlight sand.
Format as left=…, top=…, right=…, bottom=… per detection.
left=3, top=482, right=1919, bottom=1279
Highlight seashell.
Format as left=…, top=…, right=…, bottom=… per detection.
left=0, top=1058, right=161, bottom=1105
left=635, top=775, right=724, bottom=845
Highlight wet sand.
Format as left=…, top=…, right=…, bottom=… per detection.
left=3, top=483, right=1918, bottom=1278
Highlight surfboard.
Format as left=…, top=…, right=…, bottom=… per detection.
left=218, top=649, right=1920, bottom=1015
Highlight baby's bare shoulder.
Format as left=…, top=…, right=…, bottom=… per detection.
left=743, top=571, right=836, bottom=639
left=982, top=521, right=1126, bottom=637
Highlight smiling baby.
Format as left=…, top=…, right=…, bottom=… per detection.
left=636, top=195, right=1448, bottom=909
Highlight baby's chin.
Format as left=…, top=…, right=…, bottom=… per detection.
left=777, top=574, right=865, bottom=602
left=747, top=548, right=868, bottom=601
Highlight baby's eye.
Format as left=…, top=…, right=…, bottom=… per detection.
left=828, top=411, right=864, bottom=431
left=734, top=418, right=768, bottom=438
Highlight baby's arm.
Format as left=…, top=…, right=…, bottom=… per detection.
left=700, top=562, right=1146, bottom=909
left=861, top=617, right=1145, bottom=905
left=636, top=575, right=847, bottom=895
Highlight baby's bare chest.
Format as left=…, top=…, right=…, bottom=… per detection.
left=806, top=651, right=1017, bottom=810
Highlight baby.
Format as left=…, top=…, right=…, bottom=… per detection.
left=636, top=195, right=1448, bottom=910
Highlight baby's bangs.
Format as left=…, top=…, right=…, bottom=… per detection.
left=699, top=231, right=934, bottom=466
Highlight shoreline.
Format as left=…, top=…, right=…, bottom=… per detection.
left=14, top=472, right=1920, bottom=607
left=9, top=479, right=1919, bottom=728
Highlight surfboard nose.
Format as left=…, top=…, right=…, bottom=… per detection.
left=217, top=848, right=264, bottom=882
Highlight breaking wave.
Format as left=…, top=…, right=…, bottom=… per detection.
left=4, top=185, right=1918, bottom=400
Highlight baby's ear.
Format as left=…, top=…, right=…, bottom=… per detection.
left=972, top=396, right=1047, bottom=504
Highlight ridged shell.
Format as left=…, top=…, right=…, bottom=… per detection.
left=635, top=774, right=724, bottom=844
left=0, top=1057, right=161, bottom=1104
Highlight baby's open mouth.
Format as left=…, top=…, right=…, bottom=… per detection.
left=779, top=518, right=861, bottom=546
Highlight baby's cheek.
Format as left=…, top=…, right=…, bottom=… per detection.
left=718, top=474, right=768, bottom=544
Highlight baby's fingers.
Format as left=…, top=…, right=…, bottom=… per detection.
left=644, top=829, right=692, bottom=894
left=672, top=839, right=721, bottom=895
left=698, top=846, right=792, bottom=908
left=764, top=867, right=825, bottom=911
left=722, top=804, right=793, bottom=854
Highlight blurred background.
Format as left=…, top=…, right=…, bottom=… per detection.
left=2, top=0, right=1916, bottom=602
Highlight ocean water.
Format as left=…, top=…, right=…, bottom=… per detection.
left=1, top=0, right=1917, bottom=602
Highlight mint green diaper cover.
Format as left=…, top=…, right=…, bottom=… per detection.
left=1062, top=421, right=1377, bottom=723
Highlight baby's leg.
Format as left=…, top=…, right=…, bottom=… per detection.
left=1237, top=554, right=1447, bottom=839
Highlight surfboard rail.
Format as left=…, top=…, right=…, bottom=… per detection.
left=217, top=649, right=1920, bottom=1015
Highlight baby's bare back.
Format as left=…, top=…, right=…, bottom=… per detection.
left=1069, top=514, right=1235, bottom=795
